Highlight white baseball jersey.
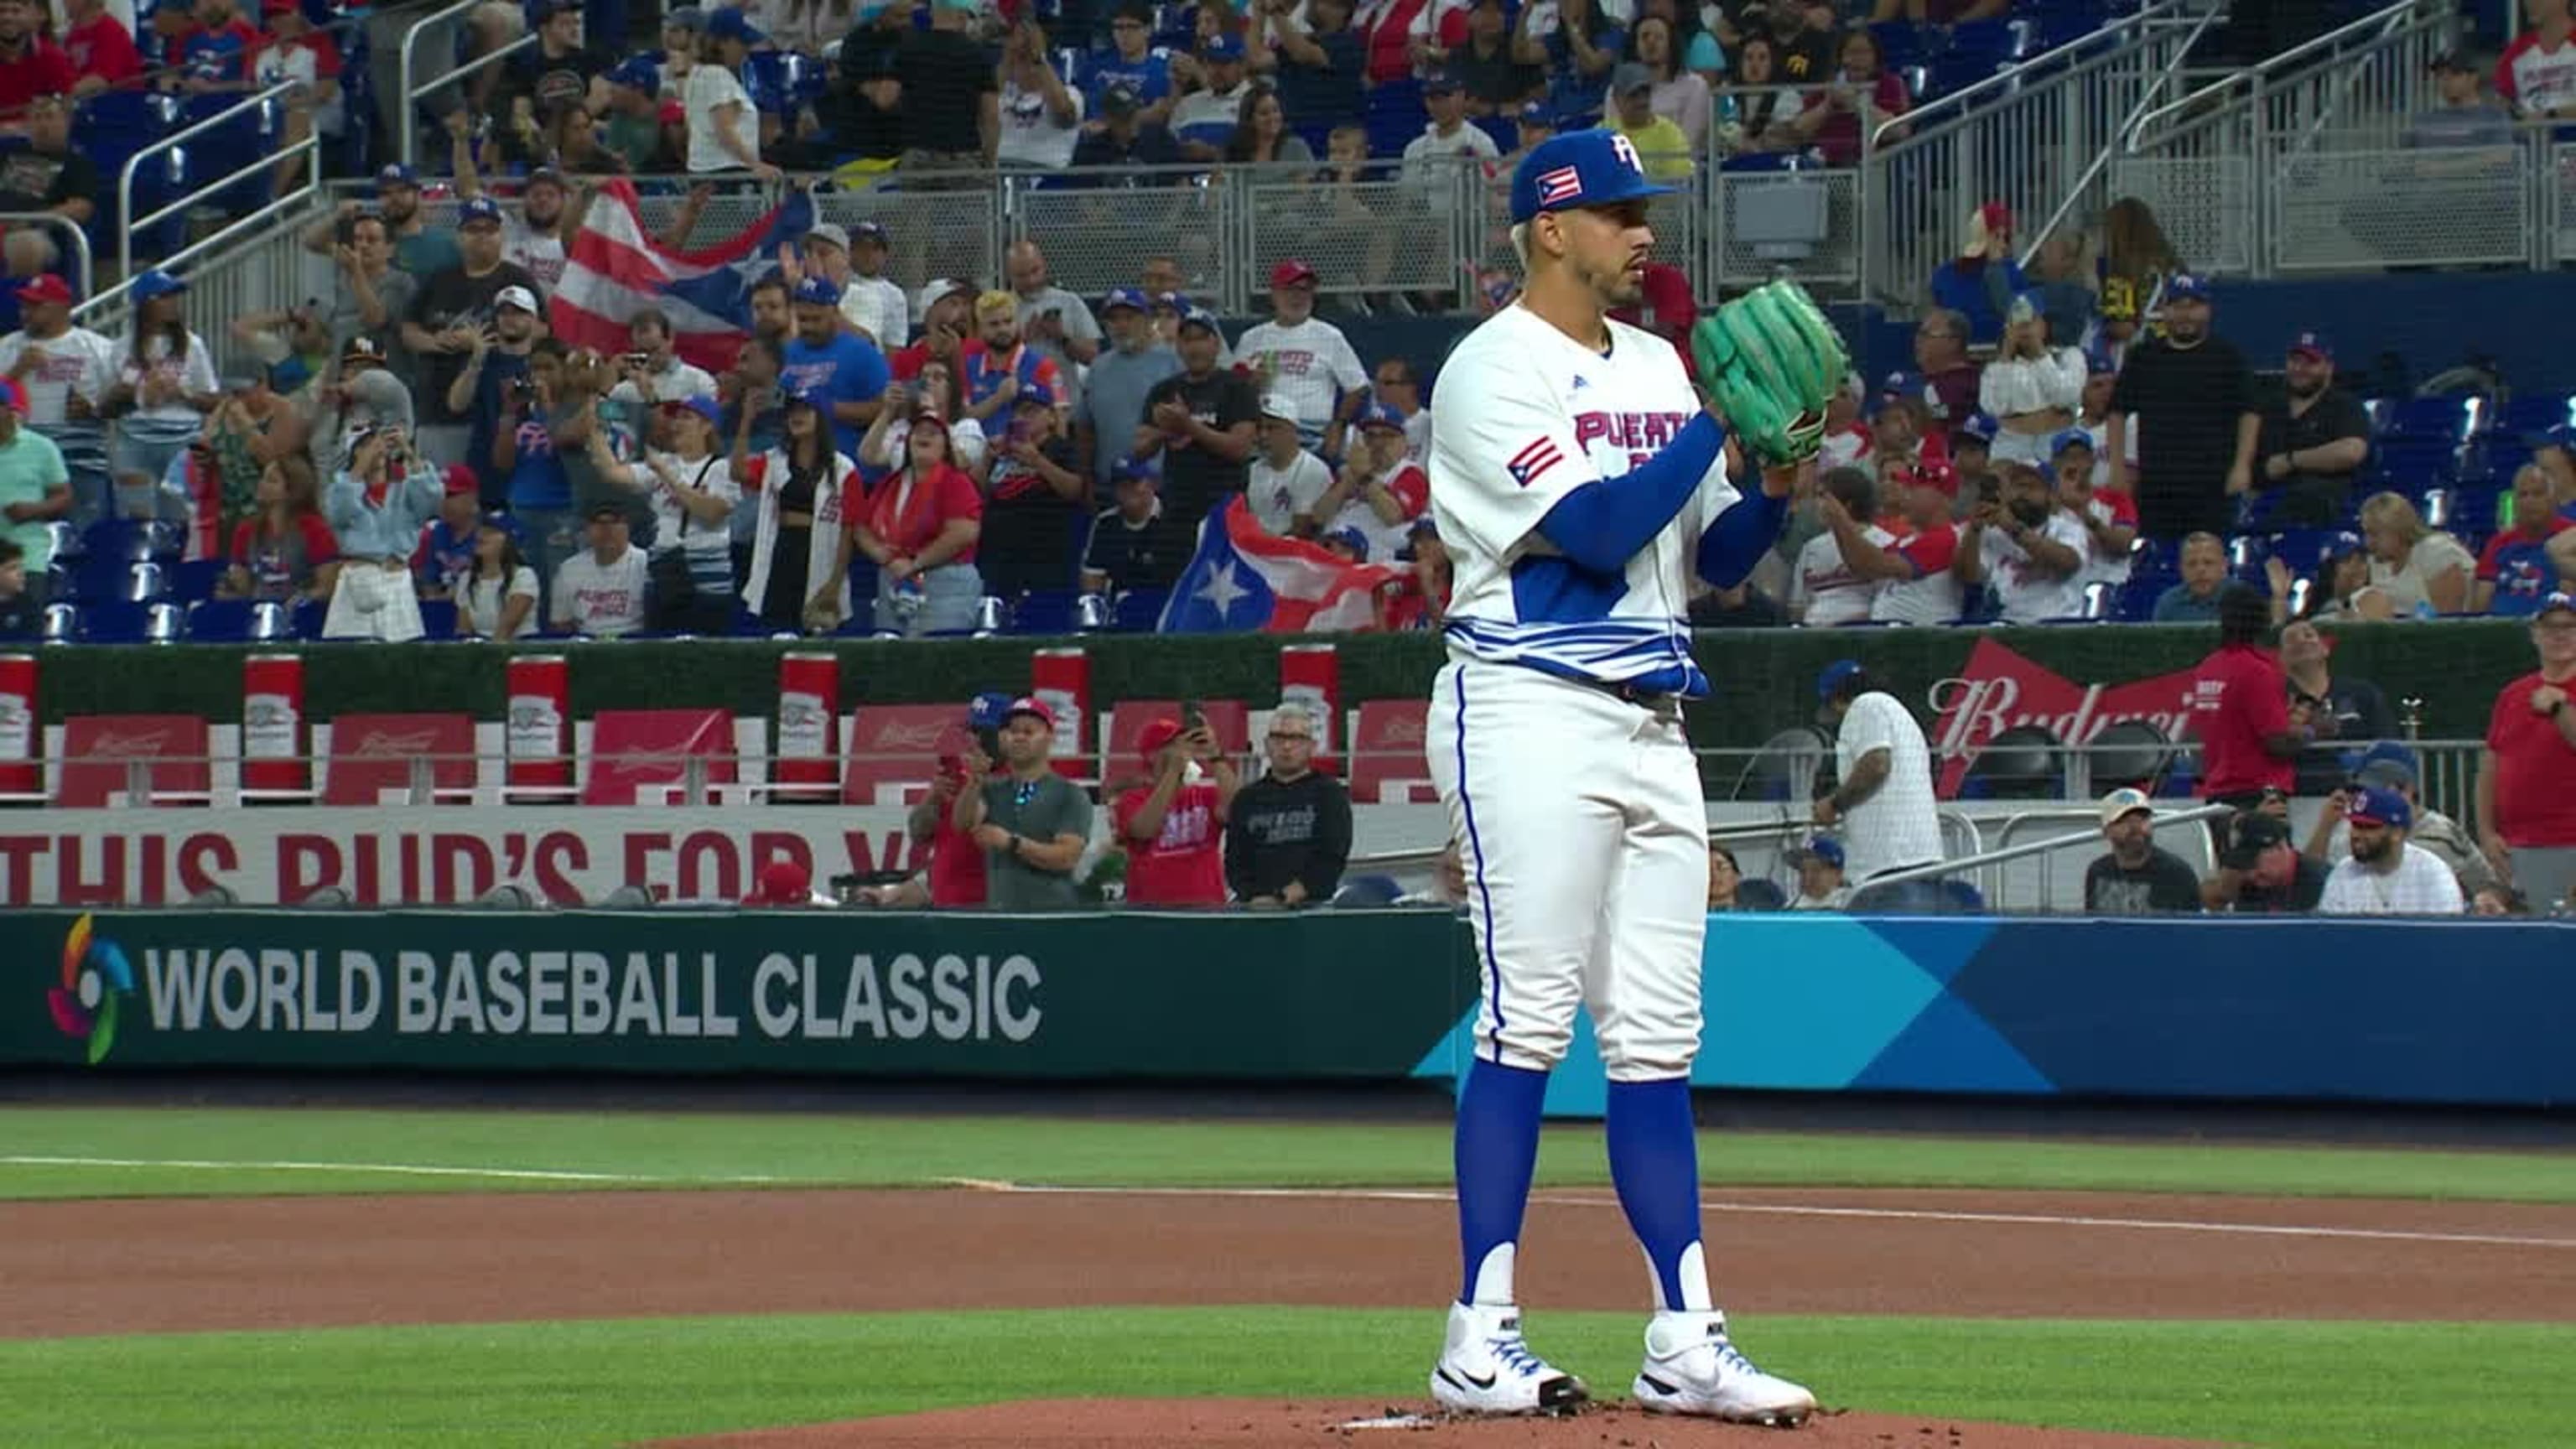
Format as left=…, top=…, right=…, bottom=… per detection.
left=2318, top=843, right=2464, bottom=915
left=1790, top=525, right=1890, bottom=626
left=1431, top=304, right=1739, bottom=697
left=1977, top=510, right=2092, bottom=623
left=1834, top=690, right=1944, bottom=884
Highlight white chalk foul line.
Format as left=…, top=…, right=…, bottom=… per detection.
left=0, top=1155, right=783, bottom=1185
left=952, top=1182, right=2576, bottom=1251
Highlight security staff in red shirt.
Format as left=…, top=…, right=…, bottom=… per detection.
left=2189, top=584, right=2309, bottom=818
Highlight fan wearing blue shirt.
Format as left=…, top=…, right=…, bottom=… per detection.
left=1088, top=1, right=1176, bottom=128
left=778, top=277, right=892, bottom=457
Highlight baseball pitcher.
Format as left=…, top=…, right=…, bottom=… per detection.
left=1423, top=128, right=1843, bottom=1425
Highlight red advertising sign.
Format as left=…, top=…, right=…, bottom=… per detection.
left=1925, top=637, right=2205, bottom=797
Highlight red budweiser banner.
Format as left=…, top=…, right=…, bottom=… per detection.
left=1925, top=637, right=2203, bottom=798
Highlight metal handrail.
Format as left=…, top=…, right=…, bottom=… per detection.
left=2014, top=2, right=2231, bottom=268
left=1870, top=0, right=2191, bottom=151
left=398, top=0, right=540, bottom=168
left=0, top=212, right=93, bottom=299
left=110, top=81, right=317, bottom=289
left=1857, top=801, right=2236, bottom=895
left=2122, top=0, right=2437, bottom=153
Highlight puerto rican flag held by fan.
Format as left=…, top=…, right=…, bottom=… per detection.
left=551, top=179, right=817, bottom=376
left=1159, top=496, right=1405, bottom=633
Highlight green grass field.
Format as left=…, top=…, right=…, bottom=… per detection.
left=3, top=1107, right=2573, bottom=1447
left=7, top=1106, right=2576, bottom=1201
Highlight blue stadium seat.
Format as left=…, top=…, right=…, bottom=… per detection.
left=185, top=599, right=294, bottom=642
left=1867, top=21, right=1927, bottom=67
left=2113, top=577, right=2161, bottom=622
left=1733, top=878, right=1788, bottom=911
left=2266, top=527, right=2345, bottom=575
left=418, top=599, right=459, bottom=640
left=2381, top=396, right=2477, bottom=442
left=1364, top=77, right=1426, bottom=158
left=80, top=600, right=184, bottom=642
left=1110, top=587, right=1170, bottom=631
left=2224, top=534, right=2268, bottom=588
left=1010, top=589, right=1077, bottom=636
left=2500, top=393, right=2574, bottom=439
left=171, top=558, right=226, bottom=604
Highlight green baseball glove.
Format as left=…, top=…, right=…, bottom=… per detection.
left=1690, top=280, right=1850, bottom=468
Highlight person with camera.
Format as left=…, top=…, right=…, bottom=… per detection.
left=739, top=387, right=862, bottom=634
left=452, top=285, right=547, bottom=506
left=606, top=309, right=719, bottom=410
left=490, top=337, right=582, bottom=603
left=1978, top=294, right=2085, bottom=469
left=401, top=197, right=544, bottom=471
left=850, top=395, right=984, bottom=638
left=321, top=424, right=441, bottom=641
left=950, top=698, right=1094, bottom=910
left=627, top=396, right=740, bottom=634
left=1225, top=702, right=1351, bottom=907
left=1114, top=713, right=1240, bottom=907
left=978, top=383, right=1089, bottom=600
left=2477, top=590, right=2576, bottom=913
left=1952, top=461, right=2087, bottom=624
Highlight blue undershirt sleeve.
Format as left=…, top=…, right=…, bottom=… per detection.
left=1530, top=413, right=1724, bottom=574
left=1695, top=486, right=1788, bottom=589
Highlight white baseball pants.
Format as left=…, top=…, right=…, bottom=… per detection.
left=1426, top=659, right=1710, bottom=1081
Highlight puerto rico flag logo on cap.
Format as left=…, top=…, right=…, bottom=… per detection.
left=1535, top=166, right=1583, bottom=206
left=48, top=914, right=135, bottom=1066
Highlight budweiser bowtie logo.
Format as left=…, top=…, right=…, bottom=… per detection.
left=349, top=730, right=442, bottom=756
left=868, top=720, right=946, bottom=750
left=91, top=730, right=174, bottom=758
left=1924, top=638, right=2203, bottom=797
left=1382, top=713, right=1426, bottom=745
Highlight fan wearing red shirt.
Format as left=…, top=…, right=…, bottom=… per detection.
left=1114, top=715, right=1241, bottom=906
left=2476, top=591, right=2576, bottom=912
left=850, top=411, right=985, bottom=633
left=0, top=0, right=76, bottom=122
left=2189, top=584, right=2307, bottom=811
left=63, top=0, right=145, bottom=97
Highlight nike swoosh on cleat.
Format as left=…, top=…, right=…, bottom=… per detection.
left=1637, top=1374, right=1680, bottom=1395
left=1437, top=1368, right=1498, bottom=1392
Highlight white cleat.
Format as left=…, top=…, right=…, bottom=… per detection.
left=1428, top=1301, right=1590, bottom=1415
left=1631, top=1311, right=1818, bottom=1426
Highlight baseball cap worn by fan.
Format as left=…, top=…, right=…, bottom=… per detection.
left=794, top=275, right=844, bottom=307
left=1610, top=61, right=1654, bottom=96
left=442, top=463, right=480, bottom=496
left=1177, top=306, right=1222, bottom=336
left=16, top=273, right=71, bottom=307
left=2164, top=273, right=2212, bottom=304
left=2221, top=811, right=2291, bottom=871
left=2541, top=589, right=2576, bottom=619
left=1507, top=128, right=1675, bottom=225
left=458, top=197, right=504, bottom=229
left=2096, top=787, right=2153, bottom=828
left=1792, top=835, right=1845, bottom=870
left=0, top=377, right=28, bottom=417
left=1325, top=527, right=1372, bottom=559
left=496, top=285, right=540, bottom=314
left=1002, top=696, right=1056, bottom=730
left=2348, top=786, right=2413, bottom=832
left=663, top=394, right=724, bottom=426
left=804, top=222, right=851, bottom=254
left=1259, top=392, right=1299, bottom=423
left=706, top=7, right=766, bottom=44
left=1270, top=259, right=1318, bottom=289
left=1137, top=718, right=1187, bottom=763
left=2288, top=331, right=2333, bottom=363
left=1815, top=658, right=1865, bottom=702
left=1103, top=285, right=1151, bottom=314
left=967, top=690, right=1018, bottom=732
left=2353, top=740, right=2419, bottom=791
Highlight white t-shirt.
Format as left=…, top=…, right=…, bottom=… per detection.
left=1835, top=690, right=1944, bottom=884
left=506, top=221, right=569, bottom=297
left=0, top=327, right=118, bottom=427
left=458, top=564, right=539, bottom=637
left=550, top=545, right=650, bottom=636
left=1171, top=80, right=1250, bottom=147
left=1790, top=524, right=1889, bottom=626
left=839, top=274, right=911, bottom=351
left=1977, top=510, right=2092, bottom=623
left=1400, top=122, right=1500, bottom=189
left=1248, top=447, right=1334, bottom=534
left=2318, top=842, right=2465, bottom=915
left=2079, top=495, right=2132, bottom=586
left=683, top=62, right=759, bottom=174
left=116, top=330, right=220, bottom=428
left=644, top=450, right=743, bottom=571
left=609, top=359, right=722, bottom=406
left=1430, top=304, right=1739, bottom=695
left=999, top=75, right=1088, bottom=169
left=1235, top=317, right=1368, bottom=435
left=1872, top=522, right=1965, bottom=626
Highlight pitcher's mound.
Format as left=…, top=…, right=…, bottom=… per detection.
left=664, top=1398, right=2231, bottom=1446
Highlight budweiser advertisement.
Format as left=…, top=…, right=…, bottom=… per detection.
left=1926, top=638, right=2203, bottom=798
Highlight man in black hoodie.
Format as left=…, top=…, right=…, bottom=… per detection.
left=1226, top=703, right=1353, bottom=906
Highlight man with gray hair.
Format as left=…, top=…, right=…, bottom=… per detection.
left=1223, top=701, right=1353, bottom=906
left=1911, top=307, right=1982, bottom=426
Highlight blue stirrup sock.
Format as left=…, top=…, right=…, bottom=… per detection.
left=1606, top=1075, right=1715, bottom=1312
left=1455, top=1057, right=1550, bottom=1306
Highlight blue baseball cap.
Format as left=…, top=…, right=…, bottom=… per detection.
left=457, top=196, right=504, bottom=228
left=373, top=162, right=420, bottom=192
left=1816, top=658, right=1865, bottom=702
left=2050, top=428, right=2096, bottom=458
left=1794, top=835, right=1846, bottom=870
left=1877, top=369, right=1924, bottom=401
left=1424, top=67, right=1464, bottom=95
left=128, top=268, right=189, bottom=304
left=662, top=394, right=724, bottom=426
left=1957, top=411, right=1998, bottom=443
left=2538, top=589, right=2576, bottom=618
left=1203, top=32, right=1244, bottom=60
left=1355, top=401, right=1407, bottom=432
left=1152, top=289, right=1191, bottom=312
left=706, top=6, right=766, bottom=42
left=1517, top=99, right=1556, bottom=127
left=2320, top=529, right=2367, bottom=564
left=849, top=220, right=889, bottom=246
left=967, top=690, right=1017, bottom=731
left=784, top=384, right=834, bottom=413
left=792, top=275, right=844, bottom=306
left=1176, top=305, right=1222, bottom=335
left=1324, top=527, right=1371, bottom=558
left=1111, top=457, right=1160, bottom=485
left=2354, top=740, right=2419, bottom=790
left=2532, top=423, right=2576, bottom=452
left=1014, top=381, right=1057, bottom=409
left=2085, top=342, right=2119, bottom=375
left=476, top=509, right=522, bottom=535
left=2348, top=785, right=2413, bottom=832
left=1102, top=285, right=1151, bottom=314
left=2163, top=272, right=2212, bottom=303
left=1506, top=128, right=1675, bottom=225
left=610, top=57, right=659, bottom=91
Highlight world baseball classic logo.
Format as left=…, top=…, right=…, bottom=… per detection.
left=47, top=914, right=135, bottom=1065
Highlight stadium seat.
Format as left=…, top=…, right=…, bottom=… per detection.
left=184, top=599, right=293, bottom=643
left=319, top=713, right=477, bottom=805
left=1733, top=878, right=1789, bottom=911
left=840, top=703, right=966, bottom=806
left=1010, top=589, right=1078, bottom=636
left=2225, top=534, right=2269, bottom=588
left=1110, top=587, right=1170, bottom=631
left=38, top=600, right=76, bottom=641
left=79, top=600, right=184, bottom=642
left=2088, top=718, right=2174, bottom=790
left=1347, top=698, right=1438, bottom=804
left=2381, top=396, right=2477, bottom=442
left=1961, top=724, right=2059, bottom=799
left=171, top=558, right=226, bottom=603
left=581, top=709, right=737, bottom=806
left=417, top=599, right=459, bottom=640
left=2499, top=393, right=2574, bottom=438
left=54, top=714, right=212, bottom=807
